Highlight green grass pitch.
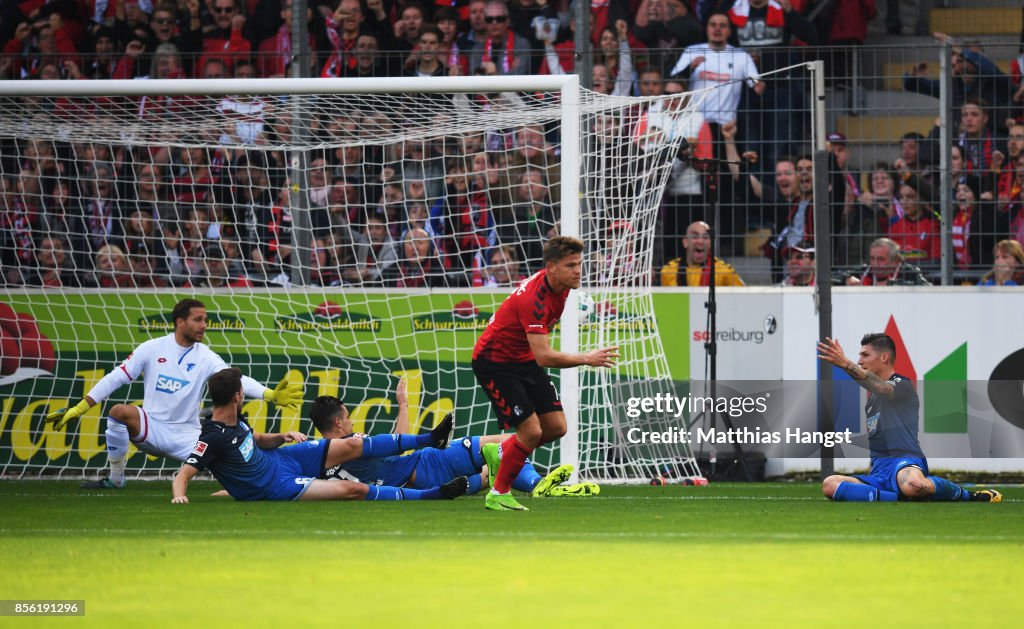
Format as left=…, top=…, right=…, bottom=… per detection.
left=1, top=481, right=1021, bottom=627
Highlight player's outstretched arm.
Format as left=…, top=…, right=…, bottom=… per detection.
left=528, top=334, right=619, bottom=369
left=262, top=376, right=305, bottom=410
left=172, top=464, right=198, bottom=504
left=45, top=352, right=142, bottom=429
left=816, top=337, right=894, bottom=398
left=254, top=431, right=307, bottom=449
left=393, top=376, right=409, bottom=435
left=44, top=397, right=95, bottom=430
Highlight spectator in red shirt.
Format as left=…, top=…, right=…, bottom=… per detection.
left=320, top=0, right=363, bottom=77
left=257, top=0, right=318, bottom=77
left=827, top=0, right=876, bottom=90
left=197, top=0, right=252, bottom=76
left=2, top=18, right=77, bottom=79
left=887, top=181, right=940, bottom=266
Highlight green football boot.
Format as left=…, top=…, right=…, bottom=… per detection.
left=484, top=492, right=529, bottom=511
left=547, top=482, right=601, bottom=497
left=531, top=463, right=574, bottom=498
left=481, top=443, right=501, bottom=490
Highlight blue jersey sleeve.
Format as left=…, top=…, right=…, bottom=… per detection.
left=184, top=428, right=223, bottom=471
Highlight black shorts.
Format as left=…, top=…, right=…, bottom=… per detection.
left=472, top=357, right=562, bottom=430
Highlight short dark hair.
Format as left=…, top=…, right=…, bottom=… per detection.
left=963, top=96, right=989, bottom=112
left=901, top=131, right=924, bottom=143
left=542, top=236, right=584, bottom=265
left=171, top=298, right=205, bottom=326
left=420, top=25, right=443, bottom=41
left=860, top=333, right=897, bottom=364
left=310, top=395, right=346, bottom=435
left=208, top=368, right=242, bottom=407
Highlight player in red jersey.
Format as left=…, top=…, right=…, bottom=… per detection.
left=472, top=236, right=619, bottom=511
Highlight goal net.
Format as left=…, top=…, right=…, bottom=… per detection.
left=0, top=76, right=704, bottom=483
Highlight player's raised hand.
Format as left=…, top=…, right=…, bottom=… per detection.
left=583, top=346, right=619, bottom=368
left=45, top=399, right=91, bottom=430
left=281, top=431, right=307, bottom=443
left=264, top=377, right=304, bottom=410
left=396, top=377, right=408, bottom=407
left=816, top=337, right=849, bottom=367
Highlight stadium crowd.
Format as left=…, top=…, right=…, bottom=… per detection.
left=1, top=0, right=1023, bottom=288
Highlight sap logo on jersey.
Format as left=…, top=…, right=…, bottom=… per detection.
left=155, top=375, right=190, bottom=394
left=239, top=433, right=255, bottom=462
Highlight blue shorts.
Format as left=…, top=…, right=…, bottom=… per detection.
left=262, top=439, right=332, bottom=501
left=854, top=457, right=929, bottom=495
left=410, top=437, right=483, bottom=489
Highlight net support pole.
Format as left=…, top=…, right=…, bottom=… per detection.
left=288, top=0, right=313, bottom=286
left=574, top=0, right=592, bottom=90
left=939, top=44, right=953, bottom=286
left=810, top=59, right=834, bottom=479
left=559, top=74, right=582, bottom=478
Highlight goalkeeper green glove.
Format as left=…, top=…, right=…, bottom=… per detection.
left=45, top=399, right=91, bottom=430
left=264, top=377, right=304, bottom=410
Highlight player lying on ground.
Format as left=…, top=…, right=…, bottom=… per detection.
left=172, top=368, right=467, bottom=503
left=45, top=298, right=304, bottom=489
left=309, top=378, right=596, bottom=497
left=473, top=236, right=617, bottom=510
left=817, top=334, right=1002, bottom=503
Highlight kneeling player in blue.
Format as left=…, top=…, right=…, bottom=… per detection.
left=817, top=334, right=1001, bottom=503
left=171, top=368, right=467, bottom=503
left=309, top=387, right=592, bottom=497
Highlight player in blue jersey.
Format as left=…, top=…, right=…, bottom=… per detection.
left=310, top=381, right=591, bottom=497
left=171, top=368, right=467, bottom=503
left=817, top=333, right=1002, bottom=503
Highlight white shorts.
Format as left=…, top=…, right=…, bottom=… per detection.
left=129, top=407, right=201, bottom=462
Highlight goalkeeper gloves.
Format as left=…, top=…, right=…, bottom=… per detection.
left=45, top=399, right=91, bottom=430
left=264, top=377, right=304, bottom=410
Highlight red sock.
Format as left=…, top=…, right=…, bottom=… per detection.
left=494, top=434, right=531, bottom=494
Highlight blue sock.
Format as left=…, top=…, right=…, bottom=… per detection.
left=833, top=482, right=881, bottom=501
left=469, top=437, right=484, bottom=469
left=361, top=433, right=431, bottom=458
left=467, top=473, right=484, bottom=494
left=928, top=476, right=969, bottom=501
left=877, top=490, right=899, bottom=502
left=364, top=485, right=441, bottom=500
left=512, top=458, right=543, bottom=493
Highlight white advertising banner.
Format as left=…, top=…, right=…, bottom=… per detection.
left=677, top=287, right=1024, bottom=473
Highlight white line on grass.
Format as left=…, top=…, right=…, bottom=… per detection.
left=0, top=528, right=1018, bottom=543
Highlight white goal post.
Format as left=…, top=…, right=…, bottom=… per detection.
left=0, top=75, right=704, bottom=483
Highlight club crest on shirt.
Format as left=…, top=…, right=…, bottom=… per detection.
left=866, top=412, right=880, bottom=436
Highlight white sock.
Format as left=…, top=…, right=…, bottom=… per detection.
left=105, top=419, right=129, bottom=485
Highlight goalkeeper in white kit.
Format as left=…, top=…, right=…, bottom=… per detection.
left=45, top=298, right=304, bottom=489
